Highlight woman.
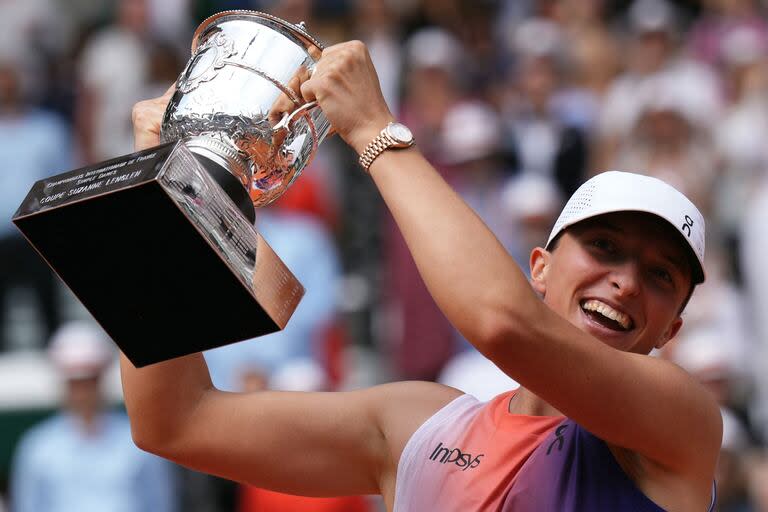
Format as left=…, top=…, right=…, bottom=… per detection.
left=123, top=41, right=720, bottom=511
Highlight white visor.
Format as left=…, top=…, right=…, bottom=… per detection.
left=546, top=171, right=705, bottom=284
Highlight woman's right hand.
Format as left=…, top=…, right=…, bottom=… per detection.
left=131, top=85, right=175, bottom=151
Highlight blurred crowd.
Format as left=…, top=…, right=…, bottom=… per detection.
left=1, top=0, right=768, bottom=510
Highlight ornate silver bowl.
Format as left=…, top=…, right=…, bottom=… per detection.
left=161, top=10, right=332, bottom=217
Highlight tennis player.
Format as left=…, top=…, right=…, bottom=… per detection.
left=123, top=41, right=720, bottom=511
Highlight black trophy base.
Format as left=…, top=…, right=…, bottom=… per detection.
left=13, top=142, right=303, bottom=367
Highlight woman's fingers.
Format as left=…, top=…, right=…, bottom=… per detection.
left=132, top=86, right=174, bottom=151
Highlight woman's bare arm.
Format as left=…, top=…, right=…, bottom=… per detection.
left=121, top=88, right=461, bottom=498
left=299, top=41, right=721, bottom=479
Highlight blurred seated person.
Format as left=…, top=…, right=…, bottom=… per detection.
left=9, top=321, right=176, bottom=512
left=204, top=174, right=342, bottom=391
left=0, top=60, right=73, bottom=350
left=501, top=20, right=589, bottom=199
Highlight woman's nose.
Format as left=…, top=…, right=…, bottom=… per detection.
left=610, top=261, right=641, bottom=297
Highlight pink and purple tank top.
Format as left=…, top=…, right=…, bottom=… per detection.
left=394, top=391, right=715, bottom=511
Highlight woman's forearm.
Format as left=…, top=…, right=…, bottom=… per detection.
left=297, top=41, right=538, bottom=352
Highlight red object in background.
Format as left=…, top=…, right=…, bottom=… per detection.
left=321, top=319, right=346, bottom=389
left=272, top=163, right=338, bottom=229
left=239, top=486, right=373, bottom=512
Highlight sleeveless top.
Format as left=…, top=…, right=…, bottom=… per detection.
left=394, top=392, right=716, bottom=511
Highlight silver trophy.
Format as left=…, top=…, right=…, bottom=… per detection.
left=163, top=10, right=333, bottom=218
left=13, top=11, right=333, bottom=366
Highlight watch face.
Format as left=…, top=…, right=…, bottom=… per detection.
left=387, top=123, right=413, bottom=144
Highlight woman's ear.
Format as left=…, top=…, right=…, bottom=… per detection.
left=529, top=247, right=550, bottom=296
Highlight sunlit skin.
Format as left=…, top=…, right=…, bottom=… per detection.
left=530, top=212, right=693, bottom=356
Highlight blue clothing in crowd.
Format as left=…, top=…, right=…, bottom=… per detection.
left=10, top=411, right=176, bottom=512
left=205, top=210, right=341, bottom=391
left=0, top=109, right=72, bottom=238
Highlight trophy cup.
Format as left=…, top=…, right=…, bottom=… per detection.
left=12, top=11, right=333, bottom=367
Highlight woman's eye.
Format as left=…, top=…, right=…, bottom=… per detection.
left=651, top=267, right=673, bottom=283
left=591, top=239, right=615, bottom=252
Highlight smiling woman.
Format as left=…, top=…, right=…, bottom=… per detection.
left=533, top=210, right=694, bottom=354
left=121, top=42, right=720, bottom=512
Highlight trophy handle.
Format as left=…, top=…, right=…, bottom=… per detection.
left=272, top=100, right=321, bottom=134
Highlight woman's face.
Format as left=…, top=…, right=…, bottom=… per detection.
left=530, top=212, right=693, bottom=354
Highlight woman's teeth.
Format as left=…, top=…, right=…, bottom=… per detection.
left=581, top=299, right=633, bottom=330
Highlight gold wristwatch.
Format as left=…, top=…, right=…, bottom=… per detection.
left=358, top=122, right=415, bottom=171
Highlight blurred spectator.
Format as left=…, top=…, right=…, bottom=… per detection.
left=716, top=407, right=753, bottom=512
left=746, top=452, right=768, bottom=510
left=663, top=293, right=754, bottom=511
left=501, top=19, right=589, bottom=199
left=446, top=1, right=500, bottom=96
left=353, top=0, right=403, bottom=113
left=688, top=0, right=768, bottom=70
left=431, top=101, right=546, bottom=393
left=0, top=0, right=68, bottom=99
left=550, top=0, right=620, bottom=131
left=670, top=333, right=755, bottom=512
left=381, top=202, right=455, bottom=381
left=0, top=60, right=73, bottom=351
left=9, top=321, right=176, bottom=512
left=146, top=0, right=194, bottom=49
left=741, top=176, right=768, bottom=443
left=595, top=0, right=721, bottom=174
left=611, top=87, right=718, bottom=216
left=269, top=0, right=314, bottom=26
left=379, top=27, right=463, bottom=381
left=76, top=0, right=153, bottom=163
left=399, top=27, right=464, bottom=158
left=194, top=0, right=253, bottom=22
left=145, top=40, right=186, bottom=99
left=501, top=172, right=563, bottom=272
left=439, top=101, right=520, bottom=259
left=205, top=205, right=341, bottom=392
left=714, top=24, right=768, bottom=237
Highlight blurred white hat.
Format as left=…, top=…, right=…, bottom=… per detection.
left=511, top=19, right=564, bottom=59
left=502, top=173, right=562, bottom=221
left=628, top=0, right=677, bottom=34
left=268, top=358, right=327, bottom=392
left=405, top=27, right=464, bottom=71
left=671, top=329, right=733, bottom=380
left=48, top=321, right=113, bottom=380
left=720, top=25, right=767, bottom=67
left=631, top=64, right=721, bottom=130
left=439, top=101, right=502, bottom=165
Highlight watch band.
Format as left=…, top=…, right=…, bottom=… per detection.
left=359, top=130, right=396, bottom=171
left=358, top=122, right=414, bottom=171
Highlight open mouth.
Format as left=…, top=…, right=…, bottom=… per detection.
left=580, top=299, right=634, bottom=332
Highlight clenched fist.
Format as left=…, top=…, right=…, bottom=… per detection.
left=300, top=41, right=394, bottom=155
